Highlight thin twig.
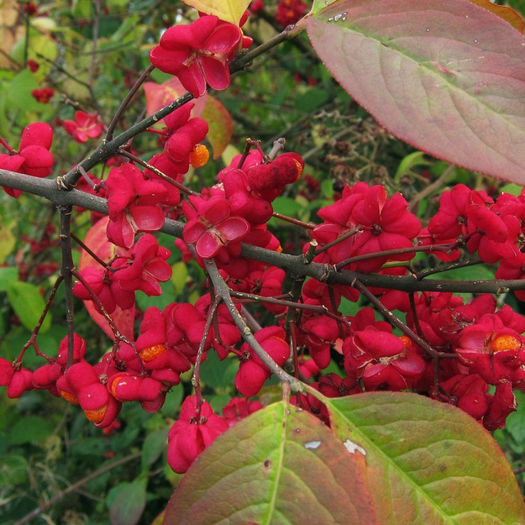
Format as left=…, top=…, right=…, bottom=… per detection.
left=71, top=232, right=111, bottom=269
left=72, top=270, right=133, bottom=345
left=335, top=242, right=459, bottom=270
left=118, top=149, right=199, bottom=196
left=106, top=65, right=155, bottom=141
left=230, top=290, right=351, bottom=327
left=58, top=206, right=75, bottom=368
left=353, top=279, right=456, bottom=360
left=409, top=165, right=455, bottom=213
left=272, top=212, right=315, bottom=229
left=15, top=276, right=64, bottom=364
left=415, top=257, right=483, bottom=279
left=315, top=227, right=363, bottom=255
left=192, top=296, right=221, bottom=417
left=14, top=452, right=141, bottom=525
left=204, top=259, right=300, bottom=389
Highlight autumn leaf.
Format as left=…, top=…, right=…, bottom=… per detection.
left=181, top=0, right=251, bottom=25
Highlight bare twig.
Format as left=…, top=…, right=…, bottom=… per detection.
left=117, top=149, right=199, bottom=196
left=409, top=165, right=455, bottom=213
left=106, top=65, right=155, bottom=141
left=1, top=169, right=525, bottom=294
left=16, top=276, right=64, bottom=364
left=353, top=279, right=456, bottom=360
left=14, top=452, right=141, bottom=525
left=58, top=206, right=75, bottom=368
left=192, top=296, right=221, bottom=417
left=335, top=242, right=460, bottom=270
left=204, top=259, right=300, bottom=389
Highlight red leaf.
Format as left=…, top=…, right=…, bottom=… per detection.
left=201, top=94, right=233, bottom=159
left=78, top=218, right=135, bottom=342
left=143, top=77, right=207, bottom=117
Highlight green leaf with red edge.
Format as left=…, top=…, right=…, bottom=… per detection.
left=325, top=391, right=525, bottom=524
left=164, top=401, right=376, bottom=524
left=305, top=0, right=525, bottom=185
left=201, top=95, right=234, bottom=159
left=180, top=0, right=250, bottom=25
left=78, top=217, right=135, bottom=342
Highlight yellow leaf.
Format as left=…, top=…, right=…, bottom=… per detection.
left=181, top=0, right=251, bottom=25
left=0, top=224, right=15, bottom=264
left=171, top=261, right=188, bottom=295
left=221, top=144, right=240, bottom=166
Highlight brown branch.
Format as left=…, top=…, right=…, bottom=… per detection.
left=334, top=242, right=460, bottom=270
left=106, top=65, right=155, bottom=141
left=315, top=227, right=363, bottom=255
left=353, top=279, right=456, bottom=360
left=192, top=296, right=221, bottom=417
left=71, top=232, right=110, bottom=270
left=204, top=259, right=300, bottom=389
left=58, top=206, right=75, bottom=368
left=230, top=290, right=351, bottom=327
left=272, top=212, right=316, bottom=229
left=117, top=149, right=199, bottom=196
left=16, top=276, right=64, bottom=364
left=1, top=170, right=525, bottom=294
left=409, top=164, right=455, bottom=213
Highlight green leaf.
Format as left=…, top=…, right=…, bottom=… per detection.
left=311, top=0, right=339, bottom=14
left=321, top=178, right=334, bottom=198
left=164, top=401, right=375, bottom=523
left=109, top=479, right=147, bottom=525
left=7, top=281, right=51, bottom=333
left=505, top=391, right=525, bottom=447
left=0, top=224, right=15, bottom=264
left=110, top=14, right=140, bottom=42
left=171, top=261, right=188, bottom=295
left=161, top=384, right=184, bottom=417
left=0, top=454, right=28, bottom=485
left=306, top=0, right=525, bottom=185
left=273, top=196, right=304, bottom=217
left=135, top=280, right=176, bottom=311
left=500, top=183, right=523, bottom=196
left=394, top=151, right=432, bottom=181
left=0, top=267, right=18, bottom=292
left=142, top=429, right=168, bottom=471
left=5, top=69, right=48, bottom=112
left=326, top=392, right=525, bottom=524
left=9, top=416, right=54, bottom=445
left=338, top=296, right=360, bottom=316
left=200, top=351, right=238, bottom=389
left=294, top=87, right=331, bottom=112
